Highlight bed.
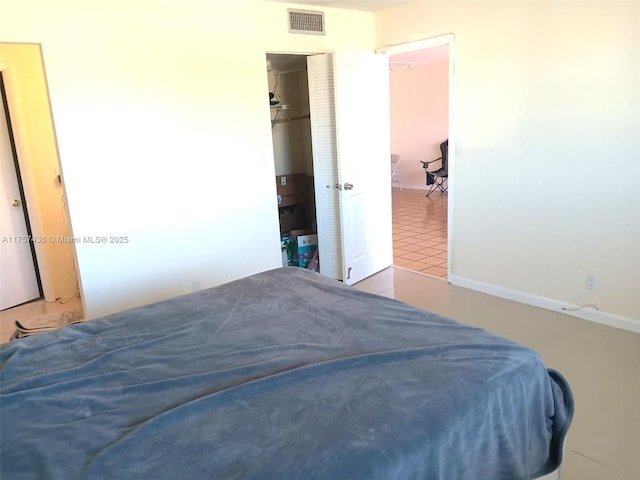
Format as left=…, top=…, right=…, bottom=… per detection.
left=0, top=267, right=573, bottom=479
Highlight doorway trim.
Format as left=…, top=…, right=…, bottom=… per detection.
left=376, top=34, right=456, bottom=279
left=0, top=53, right=81, bottom=303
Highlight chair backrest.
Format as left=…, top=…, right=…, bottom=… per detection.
left=391, top=154, right=400, bottom=172
left=440, top=141, right=449, bottom=171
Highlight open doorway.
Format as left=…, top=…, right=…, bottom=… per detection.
left=0, top=43, right=83, bottom=342
left=381, top=36, right=454, bottom=279
left=265, top=53, right=318, bottom=271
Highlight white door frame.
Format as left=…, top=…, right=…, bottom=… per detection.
left=376, top=34, right=456, bottom=279
left=0, top=62, right=80, bottom=303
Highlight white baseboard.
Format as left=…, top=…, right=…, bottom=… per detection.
left=448, top=274, right=640, bottom=334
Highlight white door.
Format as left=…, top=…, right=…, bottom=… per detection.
left=308, top=52, right=393, bottom=285
left=0, top=82, right=40, bottom=309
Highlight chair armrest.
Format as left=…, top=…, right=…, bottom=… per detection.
left=420, top=157, right=442, bottom=168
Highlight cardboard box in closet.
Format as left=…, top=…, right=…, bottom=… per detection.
left=290, top=229, right=318, bottom=268
left=276, top=174, right=308, bottom=208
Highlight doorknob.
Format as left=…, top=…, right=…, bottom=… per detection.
left=11, top=199, right=22, bottom=207
left=344, top=183, right=354, bottom=190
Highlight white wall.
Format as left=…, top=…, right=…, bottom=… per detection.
left=378, top=1, right=640, bottom=323
left=0, top=0, right=376, bottom=318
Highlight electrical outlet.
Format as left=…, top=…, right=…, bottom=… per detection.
left=192, top=280, right=202, bottom=291
left=586, top=274, right=597, bottom=291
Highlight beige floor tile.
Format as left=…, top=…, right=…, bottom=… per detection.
left=393, top=246, right=413, bottom=256
left=429, top=235, right=447, bottom=242
left=406, top=228, right=432, bottom=236
left=398, top=244, right=422, bottom=254
left=421, top=265, right=448, bottom=277
left=352, top=267, right=396, bottom=295
left=0, top=296, right=84, bottom=344
left=416, top=234, right=439, bottom=242
left=421, top=256, right=447, bottom=266
left=562, top=450, right=632, bottom=480
left=393, top=232, right=412, bottom=240
left=397, top=251, right=429, bottom=262
left=394, top=257, right=417, bottom=269
left=412, top=239, right=437, bottom=247
left=409, top=262, right=431, bottom=272
left=429, top=243, right=448, bottom=252
left=391, top=188, right=448, bottom=277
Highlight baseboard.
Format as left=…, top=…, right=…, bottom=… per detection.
left=448, top=274, right=640, bottom=334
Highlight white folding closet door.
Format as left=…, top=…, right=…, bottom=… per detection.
left=307, top=52, right=392, bottom=285
left=307, top=54, right=343, bottom=281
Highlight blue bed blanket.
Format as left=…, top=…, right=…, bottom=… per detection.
left=0, top=268, right=573, bottom=479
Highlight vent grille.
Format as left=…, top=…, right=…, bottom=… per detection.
left=288, top=9, right=325, bottom=35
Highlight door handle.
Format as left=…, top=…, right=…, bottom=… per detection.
left=11, top=199, right=22, bottom=207
left=343, top=183, right=354, bottom=190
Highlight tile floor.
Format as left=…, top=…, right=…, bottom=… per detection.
left=392, top=187, right=448, bottom=278
left=0, top=295, right=84, bottom=344
left=354, top=267, right=640, bottom=480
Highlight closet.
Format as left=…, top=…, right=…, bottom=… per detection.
left=267, top=54, right=318, bottom=271
left=266, top=51, right=393, bottom=285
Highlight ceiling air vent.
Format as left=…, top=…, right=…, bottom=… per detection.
left=288, top=9, right=325, bottom=36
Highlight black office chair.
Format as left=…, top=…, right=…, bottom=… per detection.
left=420, top=140, right=448, bottom=196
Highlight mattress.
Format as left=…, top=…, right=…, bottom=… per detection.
left=0, top=267, right=573, bottom=479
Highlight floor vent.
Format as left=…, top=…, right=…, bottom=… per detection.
left=288, top=9, right=325, bottom=35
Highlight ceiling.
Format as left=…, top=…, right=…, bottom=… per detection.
left=265, top=0, right=414, bottom=12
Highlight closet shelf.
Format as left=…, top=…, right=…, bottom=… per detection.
left=270, top=103, right=307, bottom=111
left=271, top=114, right=310, bottom=125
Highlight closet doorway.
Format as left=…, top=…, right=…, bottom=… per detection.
left=266, top=51, right=393, bottom=285
left=266, top=53, right=317, bottom=272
